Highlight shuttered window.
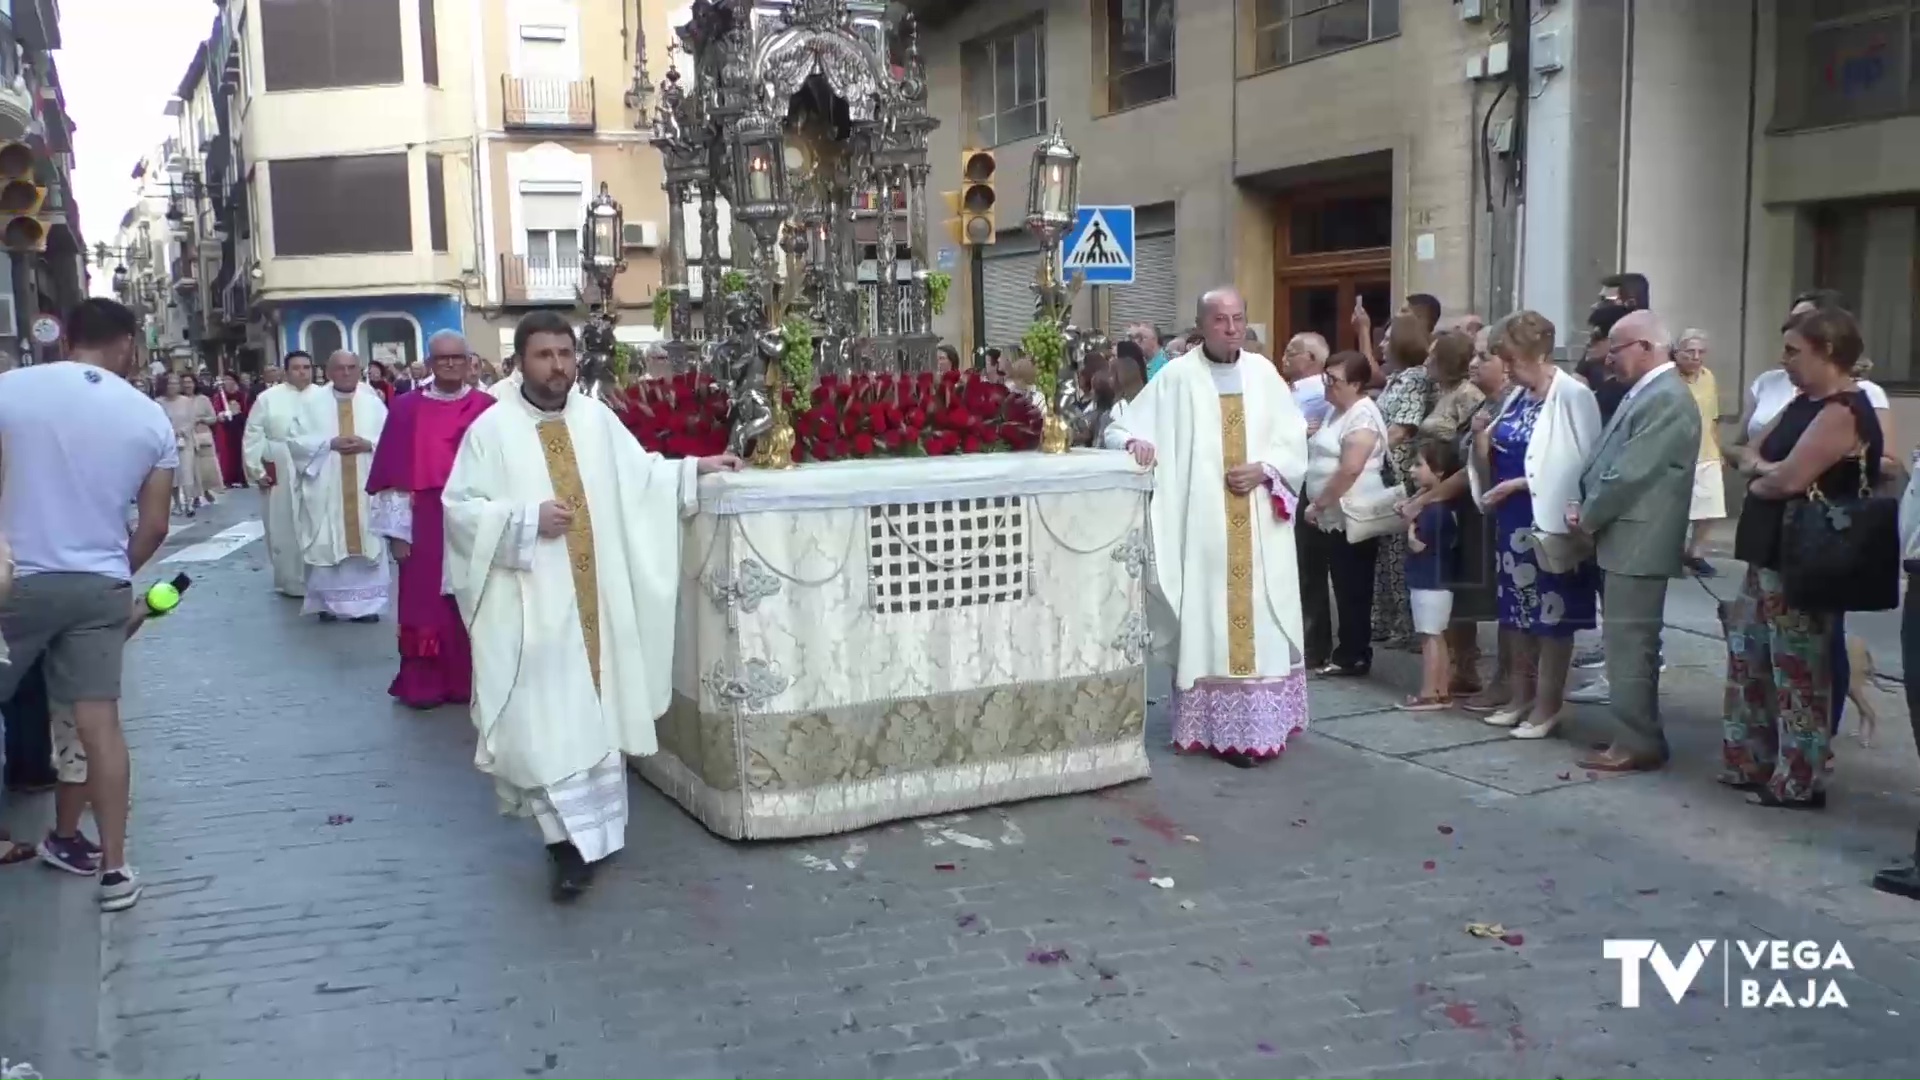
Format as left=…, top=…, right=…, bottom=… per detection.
left=425, top=153, right=448, bottom=252
left=261, top=0, right=404, bottom=92
left=982, top=250, right=1041, bottom=352
left=268, top=154, right=412, bottom=256
left=1108, top=230, right=1177, bottom=335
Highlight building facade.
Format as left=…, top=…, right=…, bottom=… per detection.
left=0, top=0, right=86, bottom=369
left=909, top=0, right=1513, bottom=356
left=467, top=0, right=674, bottom=360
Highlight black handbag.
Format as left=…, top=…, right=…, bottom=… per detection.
left=1780, top=450, right=1900, bottom=613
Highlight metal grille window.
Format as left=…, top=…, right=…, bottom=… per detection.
left=1250, top=0, right=1398, bottom=74
left=962, top=19, right=1046, bottom=148
left=868, top=497, right=1029, bottom=614
left=260, top=0, right=404, bottom=92
left=1775, top=1, right=1920, bottom=130
left=268, top=154, right=412, bottom=257
left=1106, top=0, right=1175, bottom=112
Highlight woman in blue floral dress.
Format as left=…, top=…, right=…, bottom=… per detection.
left=1473, top=312, right=1601, bottom=739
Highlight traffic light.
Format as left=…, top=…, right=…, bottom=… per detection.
left=0, top=141, right=45, bottom=252
left=959, top=149, right=996, bottom=245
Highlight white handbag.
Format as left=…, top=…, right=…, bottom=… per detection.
left=1339, top=466, right=1403, bottom=543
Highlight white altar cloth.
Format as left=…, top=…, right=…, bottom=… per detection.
left=635, top=450, right=1154, bottom=839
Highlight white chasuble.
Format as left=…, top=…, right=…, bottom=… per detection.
left=1105, top=347, right=1311, bottom=757
left=242, top=383, right=320, bottom=597
left=442, top=389, right=696, bottom=858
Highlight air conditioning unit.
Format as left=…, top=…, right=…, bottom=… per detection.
left=623, top=220, right=659, bottom=249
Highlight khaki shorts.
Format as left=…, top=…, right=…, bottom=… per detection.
left=0, top=572, right=132, bottom=704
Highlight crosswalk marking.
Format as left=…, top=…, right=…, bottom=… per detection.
left=162, top=520, right=265, bottom=565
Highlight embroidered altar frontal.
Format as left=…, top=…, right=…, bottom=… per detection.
left=635, top=452, right=1155, bottom=839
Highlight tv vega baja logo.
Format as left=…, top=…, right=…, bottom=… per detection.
left=1603, top=940, right=1853, bottom=1008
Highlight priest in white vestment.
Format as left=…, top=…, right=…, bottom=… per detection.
left=442, top=311, right=741, bottom=901
left=288, top=350, right=391, bottom=622
left=1105, top=286, right=1312, bottom=768
left=241, top=352, right=320, bottom=597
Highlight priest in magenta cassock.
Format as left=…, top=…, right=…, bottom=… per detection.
left=1105, top=286, right=1311, bottom=768
left=288, top=350, right=391, bottom=622
left=442, top=311, right=741, bottom=902
left=242, top=352, right=320, bottom=597
left=366, top=330, right=496, bottom=709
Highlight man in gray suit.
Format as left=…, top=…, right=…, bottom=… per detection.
left=1567, top=310, right=1700, bottom=771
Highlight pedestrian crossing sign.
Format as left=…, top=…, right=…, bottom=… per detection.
left=1060, top=205, right=1135, bottom=285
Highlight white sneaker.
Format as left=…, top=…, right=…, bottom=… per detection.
left=1483, top=704, right=1530, bottom=728
left=1512, top=712, right=1562, bottom=739
left=99, top=867, right=141, bottom=912
left=1566, top=677, right=1611, bottom=704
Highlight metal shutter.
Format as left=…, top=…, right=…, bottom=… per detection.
left=1107, top=230, right=1177, bottom=335
left=982, top=250, right=1039, bottom=352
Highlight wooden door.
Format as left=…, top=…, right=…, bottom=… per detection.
left=1272, top=182, right=1393, bottom=353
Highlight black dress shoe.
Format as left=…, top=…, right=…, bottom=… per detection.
left=1215, top=750, right=1259, bottom=769
left=547, top=842, right=594, bottom=902
left=352, top=614, right=380, bottom=624
left=1873, top=861, right=1920, bottom=900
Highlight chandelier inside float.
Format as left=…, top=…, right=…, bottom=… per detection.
left=642, top=0, right=940, bottom=463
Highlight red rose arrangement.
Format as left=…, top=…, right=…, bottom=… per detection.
left=793, top=370, right=1042, bottom=462
left=616, top=370, right=1044, bottom=462
left=618, top=372, right=733, bottom=459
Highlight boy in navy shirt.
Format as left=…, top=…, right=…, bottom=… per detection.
left=1400, top=438, right=1462, bottom=711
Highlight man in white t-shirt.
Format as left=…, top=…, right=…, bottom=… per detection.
left=0, top=298, right=176, bottom=912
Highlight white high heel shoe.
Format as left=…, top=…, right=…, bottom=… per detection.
left=1483, top=703, right=1530, bottom=728
left=1511, top=711, right=1562, bottom=740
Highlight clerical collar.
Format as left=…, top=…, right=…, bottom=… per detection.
left=332, top=387, right=355, bottom=399
left=423, top=383, right=469, bottom=402
left=520, top=386, right=570, bottom=421
left=1201, top=345, right=1240, bottom=367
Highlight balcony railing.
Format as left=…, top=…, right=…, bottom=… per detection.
left=499, top=254, right=581, bottom=305
left=502, top=76, right=595, bottom=131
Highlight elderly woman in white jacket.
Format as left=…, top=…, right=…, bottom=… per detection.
left=1469, top=311, right=1603, bottom=738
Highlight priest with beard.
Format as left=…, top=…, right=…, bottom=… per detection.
left=242, top=352, right=320, bottom=597
left=288, top=350, right=390, bottom=622
left=443, top=311, right=741, bottom=901
left=366, top=330, right=496, bottom=708
left=1106, top=286, right=1311, bottom=767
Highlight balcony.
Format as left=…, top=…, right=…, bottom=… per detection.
left=502, top=77, right=595, bottom=131
left=499, top=254, right=581, bottom=305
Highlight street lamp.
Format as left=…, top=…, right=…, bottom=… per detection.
left=1025, top=121, right=1080, bottom=237
left=582, top=181, right=625, bottom=297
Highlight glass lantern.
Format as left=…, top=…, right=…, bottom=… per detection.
left=730, top=107, right=789, bottom=220
left=1025, top=121, right=1080, bottom=235
left=584, top=182, right=625, bottom=276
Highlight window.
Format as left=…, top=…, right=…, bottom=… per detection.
left=260, top=0, right=404, bottom=92
left=426, top=153, right=448, bottom=252
left=961, top=19, right=1046, bottom=147
left=268, top=154, right=412, bottom=256
left=304, top=317, right=344, bottom=357
left=1105, top=0, right=1175, bottom=112
left=525, top=228, right=579, bottom=268
left=419, top=0, right=439, bottom=86
left=359, top=315, right=420, bottom=372
left=1808, top=198, right=1919, bottom=386
left=1251, top=0, right=1398, bottom=73
left=1775, top=1, right=1920, bottom=130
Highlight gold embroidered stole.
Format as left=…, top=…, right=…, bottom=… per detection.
left=1218, top=394, right=1255, bottom=676
left=337, top=397, right=363, bottom=558
left=537, top=418, right=602, bottom=693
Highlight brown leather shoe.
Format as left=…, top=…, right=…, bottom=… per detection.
left=1576, top=744, right=1665, bottom=773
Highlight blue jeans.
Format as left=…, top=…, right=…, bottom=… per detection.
left=1832, top=615, right=1849, bottom=734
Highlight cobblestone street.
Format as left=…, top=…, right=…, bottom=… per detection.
left=5, top=497, right=1920, bottom=1079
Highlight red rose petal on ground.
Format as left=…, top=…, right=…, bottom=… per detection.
left=1437, top=824, right=1454, bottom=835
left=1109, top=837, right=1130, bottom=846
left=1556, top=771, right=1572, bottom=781
left=1636, top=888, right=1659, bottom=896
left=934, top=862, right=957, bottom=871
left=1307, top=932, right=1330, bottom=947
left=1423, top=860, right=1437, bottom=871
left=1290, top=818, right=1307, bottom=827
left=1499, top=932, right=1525, bottom=946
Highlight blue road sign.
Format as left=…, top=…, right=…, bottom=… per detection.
left=1060, top=205, right=1135, bottom=285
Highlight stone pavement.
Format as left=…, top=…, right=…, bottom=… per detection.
left=4, top=495, right=1920, bottom=1079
